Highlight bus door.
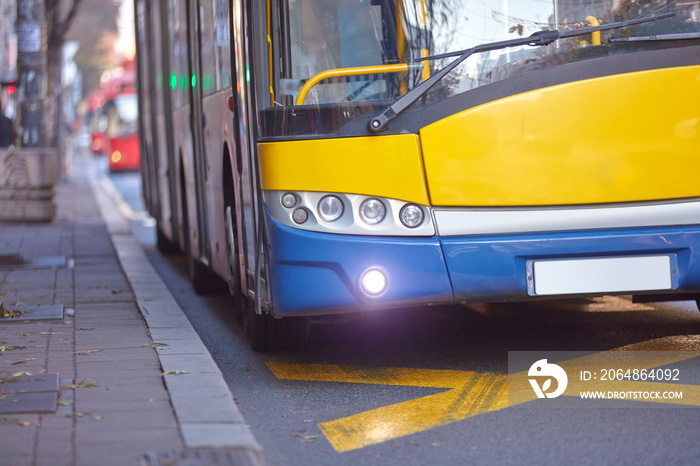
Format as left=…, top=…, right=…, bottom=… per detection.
left=150, top=0, right=179, bottom=244
left=230, top=0, right=264, bottom=304
left=186, top=0, right=212, bottom=264
left=134, top=0, right=157, bottom=215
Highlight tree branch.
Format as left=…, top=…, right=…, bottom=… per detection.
left=49, top=0, right=86, bottom=46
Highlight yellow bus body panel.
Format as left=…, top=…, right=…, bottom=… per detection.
left=420, top=65, right=700, bottom=206
left=258, top=135, right=429, bottom=204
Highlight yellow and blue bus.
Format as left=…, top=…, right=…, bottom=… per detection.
left=135, top=0, right=700, bottom=350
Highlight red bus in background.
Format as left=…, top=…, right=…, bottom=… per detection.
left=88, top=59, right=140, bottom=171
left=104, top=88, right=139, bottom=171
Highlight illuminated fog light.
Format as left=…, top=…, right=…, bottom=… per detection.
left=111, top=151, right=122, bottom=163
left=359, top=199, right=386, bottom=225
left=281, top=192, right=297, bottom=208
left=360, top=267, right=389, bottom=297
left=292, top=208, right=308, bottom=224
left=400, top=204, right=424, bottom=228
left=318, top=195, right=344, bottom=222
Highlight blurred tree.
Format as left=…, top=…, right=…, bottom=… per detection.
left=45, top=0, right=120, bottom=146
left=64, top=0, right=121, bottom=97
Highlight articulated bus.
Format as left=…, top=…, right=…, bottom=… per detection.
left=135, top=0, right=700, bottom=351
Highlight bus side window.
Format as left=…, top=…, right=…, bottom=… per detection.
left=215, top=0, right=231, bottom=89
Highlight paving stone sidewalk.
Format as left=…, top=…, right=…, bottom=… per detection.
left=0, top=152, right=262, bottom=466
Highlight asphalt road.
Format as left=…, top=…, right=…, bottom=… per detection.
left=108, top=169, right=700, bottom=466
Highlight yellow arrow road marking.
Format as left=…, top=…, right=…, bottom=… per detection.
left=267, top=362, right=508, bottom=452
left=267, top=335, right=700, bottom=453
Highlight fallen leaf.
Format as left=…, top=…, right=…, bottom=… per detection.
left=0, top=303, right=22, bottom=318
left=58, top=401, right=73, bottom=406
left=75, top=349, right=103, bottom=355
left=65, top=380, right=95, bottom=389
left=161, top=371, right=189, bottom=376
left=12, top=371, right=32, bottom=377
left=17, top=421, right=31, bottom=427
left=10, top=361, right=26, bottom=365
left=39, top=332, right=55, bottom=335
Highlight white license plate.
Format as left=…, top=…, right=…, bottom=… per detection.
left=530, top=255, right=674, bottom=296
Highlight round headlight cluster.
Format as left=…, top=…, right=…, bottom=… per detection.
left=359, top=199, right=386, bottom=225
left=399, top=204, right=424, bottom=228
left=317, top=195, right=344, bottom=222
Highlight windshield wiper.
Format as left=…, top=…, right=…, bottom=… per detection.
left=368, top=13, right=675, bottom=133
left=610, top=32, right=700, bottom=42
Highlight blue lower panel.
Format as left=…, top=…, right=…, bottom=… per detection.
left=265, top=212, right=454, bottom=315
left=441, top=226, right=700, bottom=302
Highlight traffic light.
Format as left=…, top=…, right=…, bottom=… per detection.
left=3, top=80, right=16, bottom=95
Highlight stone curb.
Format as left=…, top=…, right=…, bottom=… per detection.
left=87, top=168, right=264, bottom=461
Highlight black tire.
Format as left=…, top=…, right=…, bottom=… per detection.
left=156, top=226, right=179, bottom=254
left=189, top=256, right=223, bottom=295
left=242, top=298, right=310, bottom=352
left=224, top=206, right=243, bottom=325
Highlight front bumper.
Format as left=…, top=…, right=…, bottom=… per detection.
left=266, top=207, right=700, bottom=314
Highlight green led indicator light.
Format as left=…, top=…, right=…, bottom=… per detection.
left=170, top=74, right=177, bottom=89
left=246, top=66, right=250, bottom=83
left=191, top=73, right=197, bottom=88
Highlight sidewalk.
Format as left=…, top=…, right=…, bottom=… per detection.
left=0, top=149, right=263, bottom=466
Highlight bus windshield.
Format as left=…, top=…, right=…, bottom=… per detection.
left=257, top=0, right=699, bottom=139
left=106, top=94, right=139, bottom=138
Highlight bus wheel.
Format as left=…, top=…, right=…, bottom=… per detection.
left=224, top=206, right=243, bottom=325
left=242, top=299, right=310, bottom=351
left=156, top=225, right=179, bottom=254
left=189, top=257, right=221, bottom=295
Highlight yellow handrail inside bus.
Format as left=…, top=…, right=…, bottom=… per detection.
left=267, top=2, right=274, bottom=105
left=295, top=63, right=409, bottom=106
left=397, top=0, right=407, bottom=95
left=420, top=0, right=430, bottom=81
left=586, top=16, right=601, bottom=46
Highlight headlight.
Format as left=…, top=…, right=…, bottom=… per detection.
left=292, top=208, right=308, bottom=224
left=400, top=204, right=424, bottom=228
left=281, top=192, right=297, bottom=208
left=359, top=199, right=386, bottom=225
left=360, top=267, right=389, bottom=297
left=317, top=195, right=344, bottom=222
